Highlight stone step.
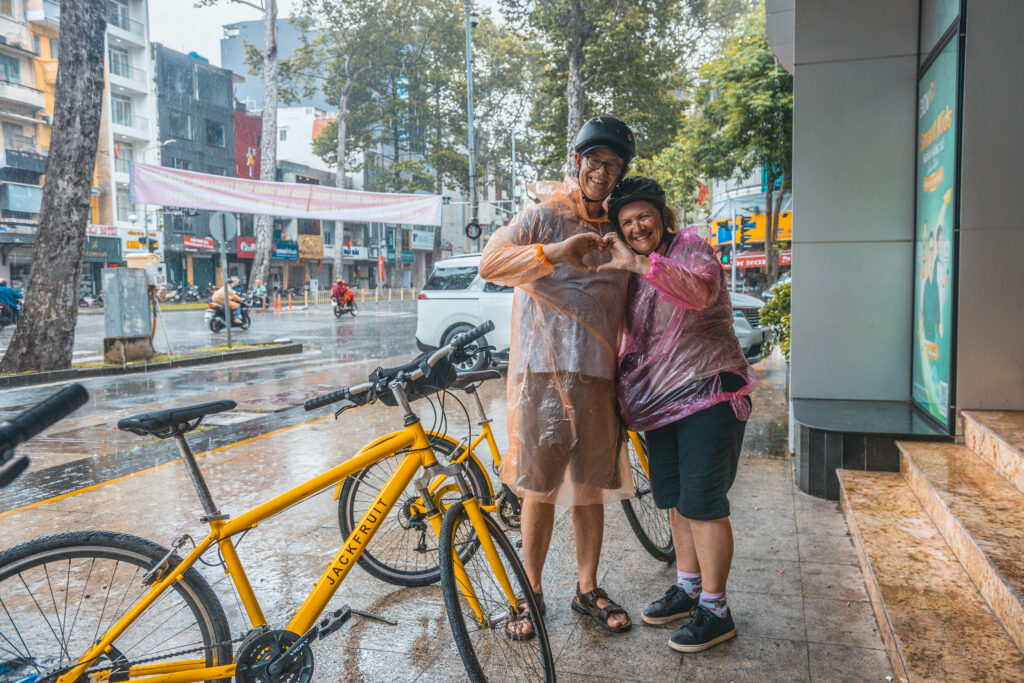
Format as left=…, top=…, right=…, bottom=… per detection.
left=899, top=441, right=1024, bottom=653
left=837, top=469, right=1024, bottom=682
left=963, top=410, right=1024, bottom=494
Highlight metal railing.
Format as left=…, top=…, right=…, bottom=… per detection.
left=108, top=12, right=144, bottom=37
left=108, top=60, right=145, bottom=83
left=112, top=114, right=148, bottom=132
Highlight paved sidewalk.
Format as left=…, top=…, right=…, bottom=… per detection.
left=0, top=352, right=892, bottom=681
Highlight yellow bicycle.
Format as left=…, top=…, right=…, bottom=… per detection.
left=0, top=322, right=555, bottom=682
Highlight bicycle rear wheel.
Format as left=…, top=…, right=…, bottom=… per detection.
left=337, top=436, right=492, bottom=587
left=439, top=501, right=555, bottom=682
left=620, top=434, right=674, bottom=562
left=0, top=531, right=232, bottom=682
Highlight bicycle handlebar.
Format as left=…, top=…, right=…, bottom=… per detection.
left=303, top=320, right=495, bottom=412
left=0, top=382, right=89, bottom=487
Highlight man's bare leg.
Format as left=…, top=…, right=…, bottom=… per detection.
left=688, top=517, right=733, bottom=593
left=509, top=497, right=555, bottom=637
left=669, top=509, right=700, bottom=573
left=573, top=503, right=630, bottom=629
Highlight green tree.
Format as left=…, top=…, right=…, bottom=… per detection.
left=687, top=5, right=792, bottom=283
left=1, top=0, right=106, bottom=373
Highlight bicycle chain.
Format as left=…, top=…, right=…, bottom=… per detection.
left=41, top=633, right=249, bottom=681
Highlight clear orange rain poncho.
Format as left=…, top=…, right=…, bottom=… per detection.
left=479, top=177, right=634, bottom=506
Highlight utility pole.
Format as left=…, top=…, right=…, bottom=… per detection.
left=464, top=1, right=479, bottom=251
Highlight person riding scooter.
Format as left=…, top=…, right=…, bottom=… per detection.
left=250, top=279, right=267, bottom=307
left=211, top=277, right=244, bottom=322
left=331, top=278, right=355, bottom=307
left=0, top=278, right=22, bottom=321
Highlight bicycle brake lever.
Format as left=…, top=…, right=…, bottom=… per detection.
left=333, top=400, right=358, bottom=419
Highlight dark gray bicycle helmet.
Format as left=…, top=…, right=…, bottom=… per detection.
left=607, top=177, right=667, bottom=228
left=573, top=116, right=636, bottom=167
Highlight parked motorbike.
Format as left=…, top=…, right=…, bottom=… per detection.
left=79, top=293, right=102, bottom=308
left=183, top=285, right=203, bottom=303
left=332, top=298, right=358, bottom=318
left=0, top=302, right=16, bottom=330
left=204, top=302, right=251, bottom=333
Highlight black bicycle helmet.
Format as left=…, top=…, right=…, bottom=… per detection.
left=607, top=177, right=667, bottom=228
left=573, top=116, right=636, bottom=167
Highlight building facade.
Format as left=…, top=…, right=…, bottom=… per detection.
left=152, top=44, right=236, bottom=290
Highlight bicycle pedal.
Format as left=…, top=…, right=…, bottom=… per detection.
left=316, top=606, right=352, bottom=640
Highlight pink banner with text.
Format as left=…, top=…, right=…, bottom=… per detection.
left=130, top=163, right=443, bottom=226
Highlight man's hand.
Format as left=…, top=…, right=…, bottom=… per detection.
left=596, top=233, right=650, bottom=275
left=542, top=232, right=604, bottom=273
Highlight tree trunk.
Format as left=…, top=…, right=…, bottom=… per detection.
left=564, top=27, right=586, bottom=172
left=333, top=88, right=348, bottom=283
left=250, top=0, right=278, bottom=291
left=0, top=0, right=105, bottom=373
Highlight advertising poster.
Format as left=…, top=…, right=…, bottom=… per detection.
left=912, top=38, right=959, bottom=427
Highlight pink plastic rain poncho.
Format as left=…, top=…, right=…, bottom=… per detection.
left=479, top=177, right=634, bottom=506
left=617, top=226, right=756, bottom=432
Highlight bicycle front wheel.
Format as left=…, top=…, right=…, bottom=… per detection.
left=337, top=436, right=492, bottom=587
left=439, top=501, right=555, bottom=683
left=0, top=531, right=232, bottom=682
left=620, top=434, right=674, bottom=562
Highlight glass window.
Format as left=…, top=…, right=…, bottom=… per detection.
left=33, top=36, right=40, bottom=55
left=114, top=141, right=134, bottom=173
left=279, top=128, right=287, bottom=141
left=197, top=70, right=229, bottom=107
left=205, top=119, right=225, bottom=147
left=483, top=281, right=514, bottom=293
left=2, top=122, right=23, bottom=149
left=169, top=157, right=190, bottom=170
left=168, top=110, right=191, bottom=139
left=322, top=222, right=334, bottom=246
left=0, top=0, right=12, bottom=17
left=108, top=46, right=130, bottom=78
left=115, top=186, right=135, bottom=222
left=49, top=38, right=58, bottom=59
left=298, top=219, right=320, bottom=235
left=205, top=165, right=228, bottom=176
left=423, top=266, right=478, bottom=291
left=110, top=93, right=133, bottom=126
left=0, top=54, right=20, bottom=83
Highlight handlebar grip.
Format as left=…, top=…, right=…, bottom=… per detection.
left=303, top=388, right=350, bottom=411
left=451, top=320, right=495, bottom=349
left=0, top=383, right=88, bottom=458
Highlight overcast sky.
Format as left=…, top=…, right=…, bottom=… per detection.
left=148, top=0, right=303, bottom=67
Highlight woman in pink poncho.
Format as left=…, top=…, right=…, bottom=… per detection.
left=597, top=177, right=755, bottom=654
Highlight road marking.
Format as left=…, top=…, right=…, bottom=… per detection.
left=0, top=415, right=330, bottom=520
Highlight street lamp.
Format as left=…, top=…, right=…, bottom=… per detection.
left=463, top=1, right=480, bottom=250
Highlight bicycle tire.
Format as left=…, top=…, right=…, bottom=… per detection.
left=337, top=436, right=492, bottom=587
left=439, top=501, right=555, bottom=683
left=620, top=436, right=674, bottom=562
left=0, top=531, right=232, bottom=683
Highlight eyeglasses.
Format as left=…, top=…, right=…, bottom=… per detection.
left=581, top=154, right=623, bottom=175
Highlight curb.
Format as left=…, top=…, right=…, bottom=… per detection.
left=0, top=342, right=303, bottom=390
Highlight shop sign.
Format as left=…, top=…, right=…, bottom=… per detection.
left=3, top=184, right=42, bottom=214
left=298, top=234, right=323, bottom=260
left=342, top=245, right=366, bottom=259
left=126, top=239, right=159, bottom=250
left=87, top=224, right=118, bottom=237
left=83, top=237, right=121, bottom=263
left=273, top=239, right=299, bottom=260
left=401, top=250, right=414, bottom=264
left=411, top=229, right=434, bottom=251
left=236, top=235, right=257, bottom=259
left=183, top=235, right=215, bottom=251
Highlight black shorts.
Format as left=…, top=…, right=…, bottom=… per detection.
left=643, top=397, right=749, bottom=521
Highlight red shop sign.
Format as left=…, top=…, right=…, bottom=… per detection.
left=183, top=235, right=215, bottom=251
left=236, top=235, right=257, bottom=259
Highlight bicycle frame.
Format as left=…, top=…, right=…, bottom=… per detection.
left=59, top=390, right=520, bottom=683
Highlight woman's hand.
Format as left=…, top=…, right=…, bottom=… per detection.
left=542, top=232, right=604, bottom=273
left=596, top=233, right=651, bottom=275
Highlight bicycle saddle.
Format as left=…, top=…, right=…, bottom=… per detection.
left=118, top=400, right=237, bottom=438
left=451, top=369, right=502, bottom=391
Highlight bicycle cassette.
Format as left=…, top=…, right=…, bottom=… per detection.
left=234, top=628, right=314, bottom=683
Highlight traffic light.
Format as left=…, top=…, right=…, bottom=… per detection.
left=715, top=220, right=732, bottom=246
left=738, top=215, right=756, bottom=250
left=719, top=244, right=731, bottom=265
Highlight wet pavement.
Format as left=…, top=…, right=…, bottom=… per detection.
left=0, top=343, right=893, bottom=681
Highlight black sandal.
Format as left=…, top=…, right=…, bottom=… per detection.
left=572, top=584, right=632, bottom=633
left=505, top=592, right=546, bottom=641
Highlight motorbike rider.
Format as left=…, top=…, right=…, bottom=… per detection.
left=0, top=278, right=22, bottom=321
left=251, top=278, right=267, bottom=306
left=211, top=276, right=244, bottom=322
left=331, top=278, right=354, bottom=308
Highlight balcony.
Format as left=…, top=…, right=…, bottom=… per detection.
left=26, top=0, right=60, bottom=26
left=0, top=80, right=45, bottom=110
left=114, top=157, right=132, bottom=175
left=111, top=114, right=149, bottom=139
left=0, top=148, right=47, bottom=175
left=107, top=12, right=146, bottom=45
left=108, top=60, right=145, bottom=84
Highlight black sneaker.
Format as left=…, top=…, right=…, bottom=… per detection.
left=669, top=605, right=737, bottom=652
left=642, top=585, right=698, bottom=626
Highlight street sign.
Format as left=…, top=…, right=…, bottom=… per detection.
left=208, top=212, right=237, bottom=243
